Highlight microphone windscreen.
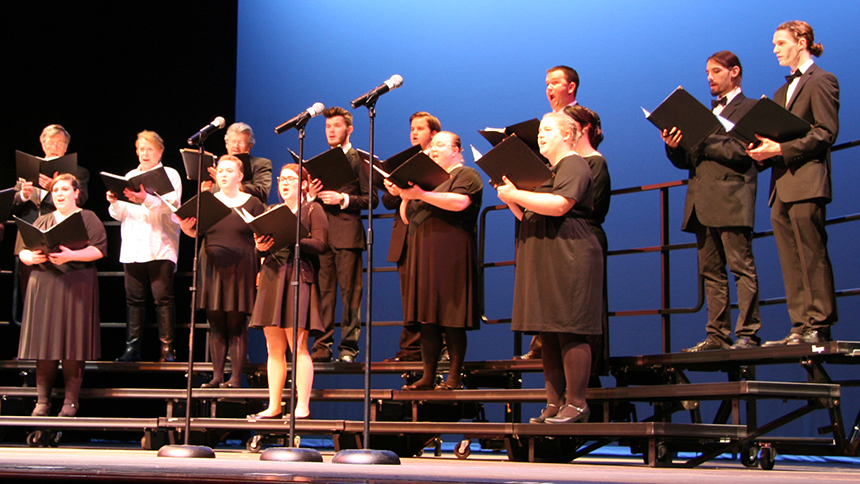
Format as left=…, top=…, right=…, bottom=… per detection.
left=212, top=116, right=226, bottom=128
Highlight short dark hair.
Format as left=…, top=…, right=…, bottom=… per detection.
left=708, top=50, right=743, bottom=88
left=547, top=65, right=580, bottom=97
left=323, top=106, right=353, bottom=127
left=563, top=105, right=604, bottom=149
left=410, top=112, right=441, bottom=132
left=777, top=20, right=823, bottom=57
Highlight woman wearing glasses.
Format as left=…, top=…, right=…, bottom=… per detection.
left=248, top=164, right=328, bottom=419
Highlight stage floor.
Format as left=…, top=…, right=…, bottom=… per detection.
left=0, top=446, right=858, bottom=484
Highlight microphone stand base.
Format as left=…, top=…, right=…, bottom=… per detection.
left=332, top=449, right=401, bottom=465
left=156, top=444, right=216, bottom=459
left=260, top=447, right=323, bottom=462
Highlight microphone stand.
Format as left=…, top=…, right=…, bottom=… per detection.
left=332, top=96, right=399, bottom=465
left=158, top=141, right=215, bottom=458
left=260, top=119, right=322, bottom=463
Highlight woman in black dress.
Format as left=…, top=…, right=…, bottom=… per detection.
left=564, top=105, right=611, bottom=378
left=496, top=112, right=603, bottom=424
left=248, top=164, right=328, bottom=419
left=179, top=155, right=265, bottom=388
left=385, top=131, right=483, bottom=391
left=18, top=174, right=107, bottom=417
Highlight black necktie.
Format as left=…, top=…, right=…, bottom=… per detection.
left=711, top=97, right=727, bottom=109
left=785, top=70, right=802, bottom=82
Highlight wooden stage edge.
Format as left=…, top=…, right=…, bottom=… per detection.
left=0, top=446, right=858, bottom=484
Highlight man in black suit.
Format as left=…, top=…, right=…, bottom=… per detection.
left=12, top=125, right=90, bottom=315
left=311, top=106, right=378, bottom=362
left=662, top=51, right=762, bottom=351
left=204, top=122, right=271, bottom=204
left=382, top=111, right=440, bottom=362
left=13, top=125, right=90, bottom=230
left=749, top=21, right=839, bottom=345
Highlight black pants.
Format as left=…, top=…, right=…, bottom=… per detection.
left=124, top=260, right=176, bottom=308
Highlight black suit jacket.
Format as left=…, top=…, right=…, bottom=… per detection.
left=382, top=192, right=407, bottom=263
left=766, top=63, right=839, bottom=206
left=667, top=93, right=758, bottom=231
left=244, top=155, right=272, bottom=204
left=322, top=147, right=378, bottom=250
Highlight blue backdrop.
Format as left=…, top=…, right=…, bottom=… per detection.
left=236, top=1, right=860, bottom=429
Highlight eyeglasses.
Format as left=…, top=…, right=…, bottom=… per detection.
left=430, top=141, right=455, bottom=150
left=43, top=140, right=68, bottom=148
left=277, top=175, right=300, bottom=183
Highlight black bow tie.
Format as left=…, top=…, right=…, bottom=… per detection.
left=785, top=70, right=802, bottom=82
left=711, top=97, right=727, bottom=109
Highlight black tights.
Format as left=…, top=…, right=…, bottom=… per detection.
left=36, top=360, right=84, bottom=406
left=207, top=310, right=248, bottom=387
left=540, top=332, right=591, bottom=409
left=414, top=324, right=467, bottom=388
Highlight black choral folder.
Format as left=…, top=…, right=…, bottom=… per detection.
left=101, top=166, right=175, bottom=204
left=180, top=148, right=217, bottom=182
left=370, top=148, right=450, bottom=192
left=16, top=151, right=79, bottom=186
left=476, top=135, right=553, bottom=191
left=173, top=190, right=232, bottom=234
left=728, top=96, right=812, bottom=146
left=289, top=147, right=358, bottom=191
left=14, top=211, right=89, bottom=253
left=643, top=86, right=725, bottom=152
left=237, top=204, right=308, bottom=252
left=479, top=118, right=541, bottom=152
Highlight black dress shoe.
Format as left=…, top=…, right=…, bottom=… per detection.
left=681, top=339, right=728, bottom=352
left=337, top=354, right=356, bottom=363
left=729, top=336, right=759, bottom=350
left=200, top=382, right=221, bottom=388
left=797, top=329, right=831, bottom=344
left=762, top=332, right=803, bottom=347
left=311, top=353, right=332, bottom=363
left=545, top=404, right=590, bottom=424
left=248, top=408, right=283, bottom=420
left=529, top=404, right=559, bottom=424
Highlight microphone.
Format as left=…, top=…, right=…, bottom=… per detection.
left=350, top=75, right=403, bottom=108
left=274, top=102, right=326, bottom=134
left=187, top=117, right=226, bottom=146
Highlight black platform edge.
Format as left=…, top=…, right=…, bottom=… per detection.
left=1, top=342, right=856, bottom=375
left=610, top=340, right=860, bottom=371
left=0, top=381, right=839, bottom=403
left=0, top=416, right=159, bottom=430
left=155, top=417, right=748, bottom=440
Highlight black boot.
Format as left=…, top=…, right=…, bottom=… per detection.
left=156, top=305, right=175, bottom=362
left=116, top=306, right=144, bottom=362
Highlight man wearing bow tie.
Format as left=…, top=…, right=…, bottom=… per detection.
left=748, top=21, right=839, bottom=346
left=661, top=51, right=762, bottom=352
